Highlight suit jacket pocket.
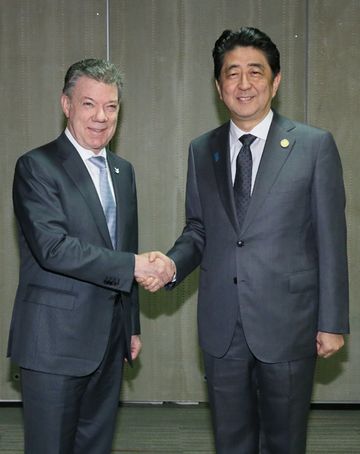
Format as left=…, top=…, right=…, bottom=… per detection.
left=270, top=177, right=308, bottom=194
left=289, top=268, right=318, bottom=293
left=24, top=284, right=76, bottom=310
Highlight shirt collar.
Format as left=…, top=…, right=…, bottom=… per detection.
left=65, top=128, right=107, bottom=161
left=230, top=109, right=274, bottom=145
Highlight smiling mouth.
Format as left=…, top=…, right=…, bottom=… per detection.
left=89, top=127, right=106, bottom=134
left=237, top=96, right=254, bottom=103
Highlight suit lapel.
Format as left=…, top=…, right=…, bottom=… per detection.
left=107, top=152, right=127, bottom=250
left=57, top=134, right=114, bottom=249
left=241, top=113, right=296, bottom=234
left=211, top=122, right=241, bottom=235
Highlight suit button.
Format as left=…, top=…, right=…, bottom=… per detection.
left=233, top=277, right=237, bottom=284
left=237, top=240, right=244, bottom=247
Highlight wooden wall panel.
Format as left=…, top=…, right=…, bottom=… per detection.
left=1, top=0, right=359, bottom=403
left=308, top=0, right=360, bottom=402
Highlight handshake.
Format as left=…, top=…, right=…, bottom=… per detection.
left=134, top=251, right=176, bottom=293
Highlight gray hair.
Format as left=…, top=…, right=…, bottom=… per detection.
left=62, top=58, right=123, bottom=99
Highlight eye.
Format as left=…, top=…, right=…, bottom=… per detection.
left=250, top=69, right=263, bottom=77
left=106, top=104, right=118, bottom=112
left=227, top=71, right=239, bottom=79
left=83, top=101, right=94, bottom=108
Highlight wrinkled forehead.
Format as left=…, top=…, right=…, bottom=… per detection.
left=220, top=45, right=274, bottom=78
left=68, top=75, right=120, bottom=100
left=71, top=76, right=119, bottom=100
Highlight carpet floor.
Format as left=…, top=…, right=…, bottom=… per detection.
left=0, top=404, right=359, bottom=453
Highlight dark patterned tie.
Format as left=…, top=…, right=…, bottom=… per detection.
left=234, top=134, right=256, bottom=227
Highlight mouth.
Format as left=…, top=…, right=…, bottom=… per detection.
left=88, top=127, right=107, bottom=134
left=236, top=96, right=254, bottom=103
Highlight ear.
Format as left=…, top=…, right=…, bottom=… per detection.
left=215, top=79, right=223, bottom=101
left=60, top=94, right=71, bottom=118
left=272, top=72, right=282, bottom=98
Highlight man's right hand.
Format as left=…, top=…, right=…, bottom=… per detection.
left=134, top=252, right=176, bottom=292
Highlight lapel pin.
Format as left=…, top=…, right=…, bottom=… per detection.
left=280, top=139, right=289, bottom=148
left=213, top=152, right=220, bottom=162
left=114, top=167, right=120, bottom=174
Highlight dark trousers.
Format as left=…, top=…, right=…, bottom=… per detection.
left=20, top=300, right=126, bottom=454
left=203, top=319, right=316, bottom=454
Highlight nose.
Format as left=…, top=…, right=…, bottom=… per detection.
left=93, top=106, right=108, bottom=122
left=238, top=73, right=251, bottom=90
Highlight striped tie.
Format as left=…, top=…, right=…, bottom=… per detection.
left=89, top=156, right=117, bottom=248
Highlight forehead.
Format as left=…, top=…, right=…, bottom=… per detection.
left=222, top=46, right=270, bottom=69
left=72, top=76, right=118, bottom=100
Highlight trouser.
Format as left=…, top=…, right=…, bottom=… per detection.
left=203, top=318, right=316, bottom=454
left=21, top=299, right=126, bottom=454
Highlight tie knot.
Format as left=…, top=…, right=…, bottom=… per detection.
left=89, top=155, right=107, bottom=170
left=239, top=134, right=256, bottom=147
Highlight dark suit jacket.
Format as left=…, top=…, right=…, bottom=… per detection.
left=168, top=112, right=349, bottom=363
left=8, top=133, right=139, bottom=376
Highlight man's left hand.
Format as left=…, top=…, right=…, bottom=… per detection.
left=130, top=335, right=142, bottom=360
left=316, top=332, right=344, bottom=358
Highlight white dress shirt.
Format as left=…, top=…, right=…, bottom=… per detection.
left=65, top=128, right=116, bottom=202
left=229, top=110, right=273, bottom=193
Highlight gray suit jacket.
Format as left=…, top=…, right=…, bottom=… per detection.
left=8, top=133, right=139, bottom=376
left=168, top=112, right=349, bottom=363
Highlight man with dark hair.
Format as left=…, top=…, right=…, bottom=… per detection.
left=142, top=27, right=349, bottom=453
left=212, top=28, right=281, bottom=80
left=8, top=58, right=173, bottom=454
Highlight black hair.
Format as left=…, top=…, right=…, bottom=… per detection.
left=212, top=27, right=280, bottom=80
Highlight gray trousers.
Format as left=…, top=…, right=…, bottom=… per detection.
left=20, top=299, right=126, bottom=454
left=203, top=318, right=316, bottom=454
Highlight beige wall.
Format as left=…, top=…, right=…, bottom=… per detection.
left=1, top=0, right=359, bottom=402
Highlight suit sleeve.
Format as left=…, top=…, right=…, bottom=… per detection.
left=312, top=131, right=349, bottom=333
left=167, top=143, right=204, bottom=283
left=129, top=164, right=140, bottom=335
left=13, top=154, right=136, bottom=294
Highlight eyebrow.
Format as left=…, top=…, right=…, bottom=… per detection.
left=248, top=63, right=265, bottom=71
left=224, top=62, right=266, bottom=72
left=82, top=96, right=119, bottom=104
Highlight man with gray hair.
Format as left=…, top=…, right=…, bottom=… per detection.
left=8, top=58, right=172, bottom=453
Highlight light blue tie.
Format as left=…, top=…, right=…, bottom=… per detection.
left=89, top=156, right=117, bottom=248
